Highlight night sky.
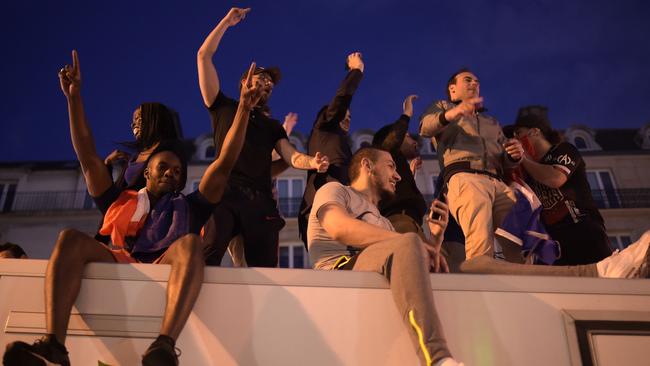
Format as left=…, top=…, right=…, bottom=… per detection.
left=2, top=0, right=649, bottom=162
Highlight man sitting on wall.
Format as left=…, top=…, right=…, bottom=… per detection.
left=3, top=51, right=262, bottom=366
left=308, top=146, right=463, bottom=366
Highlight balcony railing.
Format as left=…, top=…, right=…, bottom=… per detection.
left=2, top=189, right=649, bottom=215
left=424, top=188, right=650, bottom=210
left=1, top=190, right=95, bottom=213
left=590, top=189, right=650, bottom=209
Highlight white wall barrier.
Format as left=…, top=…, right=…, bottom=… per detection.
left=1, top=259, right=650, bottom=365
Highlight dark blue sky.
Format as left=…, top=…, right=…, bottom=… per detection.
left=2, top=0, right=649, bottom=162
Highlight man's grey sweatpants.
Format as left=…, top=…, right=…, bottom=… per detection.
left=350, top=233, right=451, bottom=366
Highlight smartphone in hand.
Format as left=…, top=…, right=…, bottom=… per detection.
left=429, top=185, right=447, bottom=221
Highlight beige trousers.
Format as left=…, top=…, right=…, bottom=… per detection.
left=447, top=172, right=516, bottom=260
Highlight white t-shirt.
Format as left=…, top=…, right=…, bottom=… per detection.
left=308, top=182, right=394, bottom=269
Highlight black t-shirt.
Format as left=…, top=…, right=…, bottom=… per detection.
left=93, top=184, right=216, bottom=260
left=208, top=91, right=288, bottom=195
left=373, top=114, right=427, bottom=224
left=380, top=152, right=427, bottom=224
left=527, top=142, right=603, bottom=228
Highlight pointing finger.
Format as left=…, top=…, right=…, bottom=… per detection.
left=72, top=49, right=80, bottom=75
left=245, top=61, right=256, bottom=89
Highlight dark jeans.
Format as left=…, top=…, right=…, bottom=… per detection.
left=549, top=220, right=613, bottom=265
left=203, top=186, right=285, bottom=267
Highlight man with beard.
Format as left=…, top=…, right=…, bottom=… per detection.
left=372, top=95, right=428, bottom=237
left=2, top=52, right=260, bottom=366
left=307, top=147, right=463, bottom=366
left=298, top=51, right=365, bottom=248
left=197, top=7, right=329, bottom=266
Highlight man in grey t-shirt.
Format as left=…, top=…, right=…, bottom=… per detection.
left=308, top=147, right=462, bottom=366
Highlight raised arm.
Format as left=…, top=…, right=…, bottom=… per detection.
left=374, top=95, right=417, bottom=153
left=199, top=62, right=260, bottom=203
left=314, top=52, right=364, bottom=130
left=197, top=7, right=250, bottom=107
left=275, top=139, right=330, bottom=172
left=58, top=50, right=112, bottom=197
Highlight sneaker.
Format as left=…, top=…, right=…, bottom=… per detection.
left=141, top=336, right=180, bottom=366
left=3, top=335, right=70, bottom=366
left=597, top=231, right=650, bottom=279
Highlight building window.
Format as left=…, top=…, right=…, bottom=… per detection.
left=0, top=182, right=17, bottom=213
left=574, top=136, right=588, bottom=150
left=586, top=170, right=620, bottom=209
left=205, top=145, right=216, bottom=160
left=276, top=178, right=304, bottom=217
left=279, top=243, right=309, bottom=268
left=420, top=138, right=435, bottom=155
left=567, top=129, right=600, bottom=151
left=353, top=135, right=373, bottom=152
left=608, top=235, right=632, bottom=250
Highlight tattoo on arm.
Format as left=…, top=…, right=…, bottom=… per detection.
left=290, top=152, right=313, bottom=170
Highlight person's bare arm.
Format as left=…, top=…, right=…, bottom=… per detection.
left=197, top=7, right=250, bottom=107
left=318, top=203, right=402, bottom=248
left=59, top=50, right=112, bottom=197
left=275, top=139, right=329, bottom=172
left=424, top=199, right=450, bottom=273
left=199, top=62, right=261, bottom=203
left=271, top=112, right=298, bottom=162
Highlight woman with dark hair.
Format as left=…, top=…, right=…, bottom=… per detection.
left=104, top=102, right=183, bottom=190
left=507, top=106, right=613, bottom=265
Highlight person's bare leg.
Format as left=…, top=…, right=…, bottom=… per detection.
left=46, top=228, right=116, bottom=343
left=157, top=234, right=205, bottom=340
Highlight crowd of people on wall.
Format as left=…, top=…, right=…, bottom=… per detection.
left=3, top=7, right=649, bottom=366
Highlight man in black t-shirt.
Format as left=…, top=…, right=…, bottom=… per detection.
left=298, top=52, right=365, bottom=248
left=2, top=52, right=260, bottom=366
left=197, top=8, right=329, bottom=266
left=507, top=106, right=612, bottom=265
left=372, top=95, right=428, bottom=238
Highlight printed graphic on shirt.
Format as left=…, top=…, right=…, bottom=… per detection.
left=542, top=144, right=580, bottom=177
left=529, top=143, right=589, bottom=226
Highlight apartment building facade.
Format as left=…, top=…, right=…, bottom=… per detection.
left=2, top=125, right=649, bottom=266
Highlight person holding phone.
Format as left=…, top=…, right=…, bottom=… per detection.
left=308, top=146, right=463, bottom=366
left=506, top=106, right=613, bottom=265
left=419, top=68, right=523, bottom=262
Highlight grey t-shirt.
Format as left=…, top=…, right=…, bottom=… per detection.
left=308, top=182, right=394, bottom=269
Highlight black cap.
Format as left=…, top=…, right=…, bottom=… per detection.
left=240, top=66, right=282, bottom=85
left=504, top=105, right=552, bottom=138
